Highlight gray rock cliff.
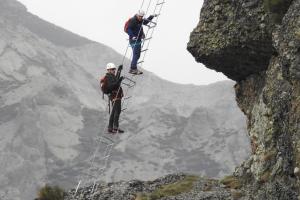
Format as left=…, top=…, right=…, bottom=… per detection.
left=188, top=0, right=300, bottom=199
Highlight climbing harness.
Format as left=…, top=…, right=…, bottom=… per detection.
left=72, top=0, right=165, bottom=198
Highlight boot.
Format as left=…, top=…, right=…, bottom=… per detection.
left=129, top=69, right=143, bottom=75
left=113, top=128, right=124, bottom=133
left=107, top=128, right=117, bottom=134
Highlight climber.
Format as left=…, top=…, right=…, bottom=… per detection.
left=100, top=63, right=125, bottom=134
left=125, top=10, right=158, bottom=75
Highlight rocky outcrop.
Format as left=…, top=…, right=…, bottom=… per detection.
left=188, top=0, right=289, bottom=81
left=188, top=0, right=300, bottom=199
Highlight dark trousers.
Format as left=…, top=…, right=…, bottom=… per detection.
left=130, top=40, right=142, bottom=70
left=108, top=99, right=121, bottom=129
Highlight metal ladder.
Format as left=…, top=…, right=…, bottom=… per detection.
left=72, top=0, right=165, bottom=198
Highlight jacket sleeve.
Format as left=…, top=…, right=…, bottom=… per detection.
left=143, top=15, right=154, bottom=25
left=127, top=18, right=135, bottom=38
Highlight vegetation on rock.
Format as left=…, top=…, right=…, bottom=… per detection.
left=36, top=185, right=65, bottom=200
left=220, top=175, right=242, bottom=189
left=136, top=176, right=199, bottom=200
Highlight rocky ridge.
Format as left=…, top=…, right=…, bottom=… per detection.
left=66, top=174, right=233, bottom=200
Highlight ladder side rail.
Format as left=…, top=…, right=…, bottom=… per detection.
left=140, top=2, right=164, bottom=69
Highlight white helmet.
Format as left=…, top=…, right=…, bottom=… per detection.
left=106, top=63, right=116, bottom=70
left=137, top=10, right=145, bottom=17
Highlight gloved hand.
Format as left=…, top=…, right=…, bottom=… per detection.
left=118, top=64, right=123, bottom=70
left=118, top=76, right=124, bottom=83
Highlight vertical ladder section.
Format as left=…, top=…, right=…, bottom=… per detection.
left=121, top=0, right=166, bottom=112
left=138, top=0, right=165, bottom=68
left=73, top=135, right=115, bottom=198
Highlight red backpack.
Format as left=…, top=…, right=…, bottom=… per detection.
left=100, top=75, right=110, bottom=94
left=124, top=18, right=131, bottom=33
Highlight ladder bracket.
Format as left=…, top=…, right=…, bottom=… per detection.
left=157, top=1, right=165, bottom=5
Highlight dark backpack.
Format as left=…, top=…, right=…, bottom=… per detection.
left=124, top=18, right=131, bottom=33
left=100, top=75, right=110, bottom=94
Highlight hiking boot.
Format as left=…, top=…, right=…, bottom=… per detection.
left=107, top=128, right=117, bottom=134
left=129, top=69, right=143, bottom=75
left=113, top=128, right=125, bottom=134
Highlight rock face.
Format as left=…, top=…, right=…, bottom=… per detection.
left=188, top=0, right=300, bottom=199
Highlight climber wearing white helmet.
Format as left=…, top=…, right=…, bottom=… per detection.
left=100, top=63, right=124, bottom=134
left=124, top=10, right=158, bottom=75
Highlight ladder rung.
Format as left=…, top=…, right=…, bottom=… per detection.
left=148, top=21, right=157, bottom=25
left=101, top=155, right=110, bottom=160
left=96, top=138, right=113, bottom=145
left=144, top=37, right=152, bottom=41
left=98, top=135, right=115, bottom=144
left=124, top=76, right=136, bottom=84
left=157, top=2, right=165, bottom=5
left=97, top=138, right=113, bottom=145
left=148, top=25, right=156, bottom=29
left=90, top=168, right=98, bottom=172
left=93, top=154, right=111, bottom=162
left=124, top=96, right=132, bottom=100
left=122, top=82, right=135, bottom=88
left=121, top=108, right=127, bottom=112
left=141, top=49, right=148, bottom=52
left=137, top=60, right=144, bottom=64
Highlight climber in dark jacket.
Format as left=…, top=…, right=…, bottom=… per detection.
left=127, top=10, right=158, bottom=75
left=105, top=63, right=124, bottom=134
